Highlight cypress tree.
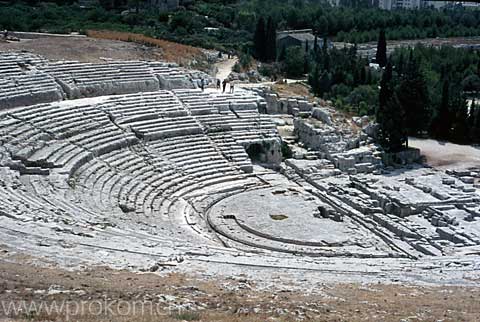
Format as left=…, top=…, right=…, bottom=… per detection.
left=265, top=17, right=277, bottom=62
left=309, top=64, right=321, bottom=96
left=473, top=105, right=480, bottom=143
left=468, top=98, right=476, bottom=142
left=360, top=66, right=366, bottom=85
left=396, top=51, right=405, bottom=76
left=433, top=79, right=453, bottom=140
left=376, top=29, right=387, bottom=68
left=451, top=95, right=469, bottom=144
left=396, top=52, right=430, bottom=136
left=377, top=62, right=407, bottom=152
left=254, top=17, right=266, bottom=61
left=318, top=72, right=331, bottom=98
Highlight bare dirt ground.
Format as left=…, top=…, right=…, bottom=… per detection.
left=0, top=250, right=479, bottom=322
left=0, top=32, right=206, bottom=67
left=409, top=137, right=480, bottom=169
left=0, top=37, right=165, bottom=63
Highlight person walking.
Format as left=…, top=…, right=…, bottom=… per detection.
left=230, top=82, right=235, bottom=94
left=222, top=79, right=227, bottom=93
left=216, top=79, right=221, bottom=90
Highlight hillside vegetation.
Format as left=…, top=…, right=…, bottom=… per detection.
left=2, top=0, right=480, bottom=51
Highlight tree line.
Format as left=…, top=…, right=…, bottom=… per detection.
left=303, top=28, right=480, bottom=152
left=376, top=43, right=480, bottom=151
left=4, top=0, right=480, bottom=52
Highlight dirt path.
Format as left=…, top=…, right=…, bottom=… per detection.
left=409, top=137, right=480, bottom=169
left=214, top=57, right=238, bottom=81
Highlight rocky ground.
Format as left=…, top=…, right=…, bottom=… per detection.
left=0, top=249, right=479, bottom=322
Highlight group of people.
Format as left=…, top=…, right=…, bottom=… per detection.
left=197, top=77, right=235, bottom=94
left=217, top=79, right=235, bottom=93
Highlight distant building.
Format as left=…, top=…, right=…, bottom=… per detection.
left=378, top=0, right=422, bottom=9
left=276, top=30, right=330, bottom=53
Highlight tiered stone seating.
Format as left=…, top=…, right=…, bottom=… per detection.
left=97, top=91, right=187, bottom=124
left=208, top=132, right=252, bottom=172
left=148, top=134, right=240, bottom=177
left=39, top=61, right=160, bottom=99
left=0, top=53, right=63, bottom=109
left=173, top=89, right=217, bottom=114
left=2, top=101, right=137, bottom=176
left=127, top=115, right=202, bottom=140
left=148, top=62, right=194, bottom=90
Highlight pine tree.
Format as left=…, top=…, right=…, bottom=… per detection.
left=254, top=17, right=266, bottom=61
left=376, top=29, right=387, bottom=68
left=265, top=16, right=277, bottom=62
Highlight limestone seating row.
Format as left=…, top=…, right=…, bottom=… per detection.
left=207, top=132, right=252, bottom=171
left=0, top=52, right=47, bottom=78
left=97, top=91, right=188, bottom=124
left=2, top=103, right=138, bottom=176
left=195, top=112, right=277, bottom=133
left=40, top=61, right=160, bottom=99
left=0, top=72, right=64, bottom=109
left=148, top=135, right=240, bottom=177
left=12, top=103, right=109, bottom=138
left=127, top=116, right=202, bottom=140
left=173, top=90, right=216, bottom=114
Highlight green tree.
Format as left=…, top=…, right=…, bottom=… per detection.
left=284, top=46, right=305, bottom=78
left=377, top=62, right=407, bottom=152
left=396, top=53, right=430, bottom=136
left=254, top=17, right=266, bottom=61
left=265, top=16, right=277, bottom=62
left=376, top=29, right=387, bottom=68
left=451, top=95, right=469, bottom=144
left=473, top=106, right=480, bottom=143
left=431, top=79, right=453, bottom=140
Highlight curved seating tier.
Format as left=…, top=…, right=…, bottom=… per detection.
left=0, top=63, right=279, bottom=253
left=97, top=91, right=187, bottom=124
left=0, top=53, right=63, bottom=109
left=39, top=61, right=160, bottom=99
